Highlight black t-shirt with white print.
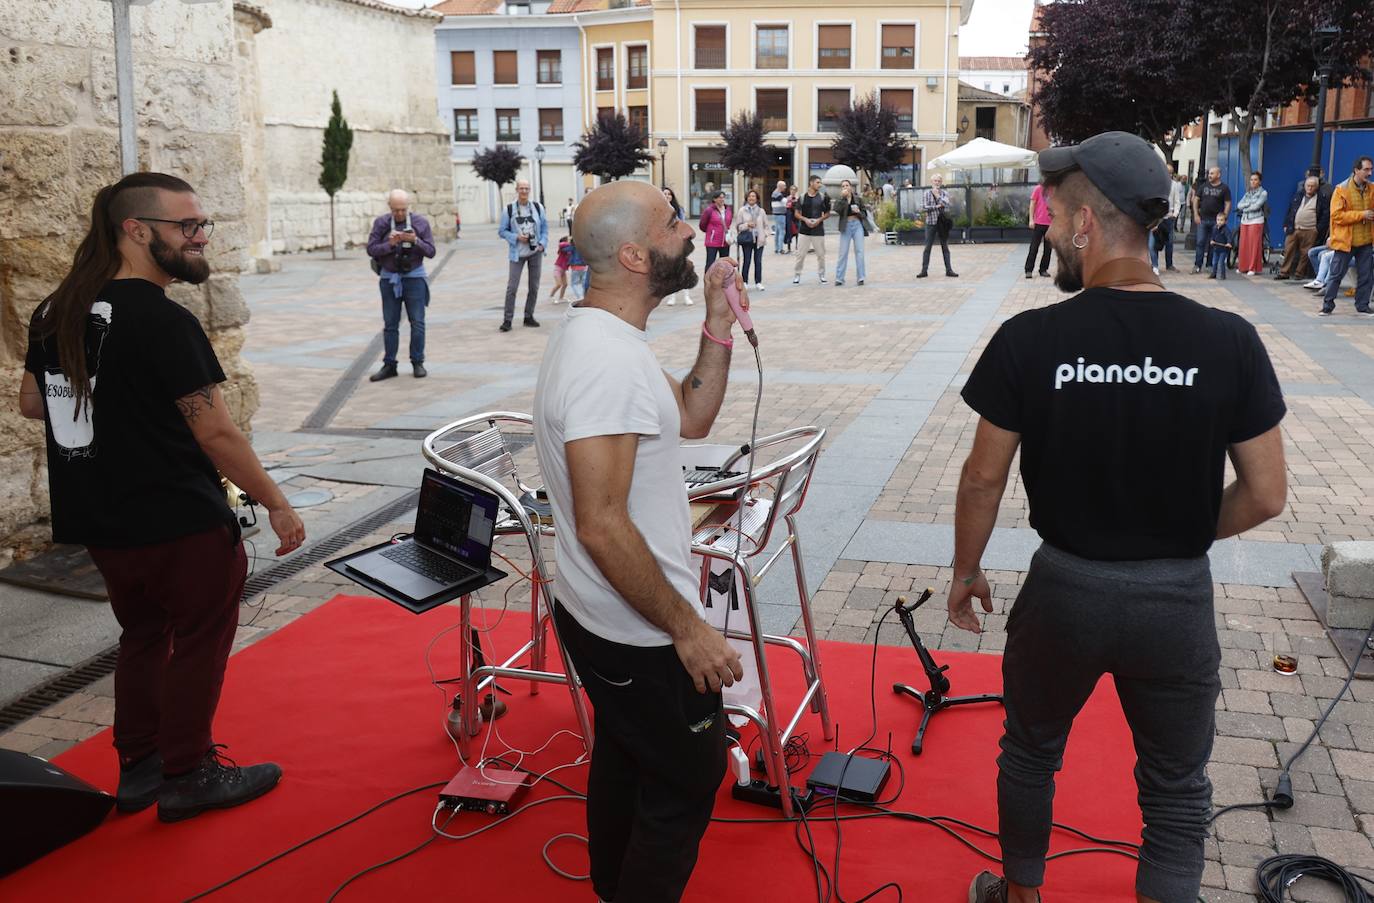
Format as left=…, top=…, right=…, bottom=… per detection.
left=961, top=287, right=1285, bottom=561
left=25, top=279, right=233, bottom=547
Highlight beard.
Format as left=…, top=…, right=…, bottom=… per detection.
left=1049, top=234, right=1084, bottom=293
left=648, top=241, right=698, bottom=299
left=150, top=230, right=210, bottom=285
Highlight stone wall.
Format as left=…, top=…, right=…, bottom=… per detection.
left=0, top=0, right=257, bottom=546
left=255, top=0, right=455, bottom=253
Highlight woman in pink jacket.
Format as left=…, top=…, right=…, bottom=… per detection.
left=699, top=191, right=733, bottom=272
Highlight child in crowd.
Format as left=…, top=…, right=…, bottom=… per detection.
left=567, top=239, right=588, bottom=300
left=550, top=235, right=571, bottom=303
left=1208, top=213, right=1232, bottom=280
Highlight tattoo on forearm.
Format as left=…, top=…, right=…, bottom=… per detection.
left=690, top=376, right=703, bottom=390
left=175, top=385, right=215, bottom=422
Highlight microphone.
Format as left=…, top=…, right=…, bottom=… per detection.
left=713, top=260, right=757, bottom=347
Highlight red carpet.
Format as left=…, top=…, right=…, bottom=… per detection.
left=3, top=596, right=1143, bottom=902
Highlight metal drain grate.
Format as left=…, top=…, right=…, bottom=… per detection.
left=0, top=490, right=422, bottom=734
left=0, top=647, right=121, bottom=733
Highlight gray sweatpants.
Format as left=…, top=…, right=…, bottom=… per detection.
left=998, top=542, right=1218, bottom=903
left=503, top=250, right=542, bottom=324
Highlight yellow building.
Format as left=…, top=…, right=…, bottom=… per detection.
left=650, top=0, right=974, bottom=215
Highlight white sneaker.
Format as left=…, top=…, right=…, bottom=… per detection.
left=1152, top=266, right=1159, bottom=276
left=754, top=283, right=765, bottom=292
left=1305, top=280, right=1323, bottom=289
left=665, top=297, right=676, bottom=306
left=684, top=296, right=694, bottom=305
left=792, top=275, right=801, bottom=284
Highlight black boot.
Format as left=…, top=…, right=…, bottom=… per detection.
left=116, top=752, right=163, bottom=813
left=368, top=363, right=398, bottom=382
left=917, top=271, right=928, bottom=278
left=158, top=745, right=282, bottom=823
left=412, top=362, right=427, bottom=378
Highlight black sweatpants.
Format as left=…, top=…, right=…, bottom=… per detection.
left=554, top=603, right=726, bottom=903
left=998, top=543, right=1219, bottom=903
left=1024, top=224, right=1052, bottom=274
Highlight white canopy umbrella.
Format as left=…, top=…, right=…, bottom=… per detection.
left=927, top=137, right=1038, bottom=172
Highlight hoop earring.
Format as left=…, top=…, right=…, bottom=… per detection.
left=1072, top=233, right=1088, bottom=250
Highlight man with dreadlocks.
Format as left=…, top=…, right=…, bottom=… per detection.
left=18, top=172, right=305, bottom=822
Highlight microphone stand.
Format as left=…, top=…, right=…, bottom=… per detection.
left=891, top=589, right=1003, bottom=755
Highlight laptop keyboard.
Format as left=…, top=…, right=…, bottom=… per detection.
left=381, top=544, right=472, bottom=584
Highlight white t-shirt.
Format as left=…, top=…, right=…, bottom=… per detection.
left=533, top=306, right=701, bottom=647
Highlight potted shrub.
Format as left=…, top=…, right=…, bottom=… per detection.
left=892, top=217, right=922, bottom=245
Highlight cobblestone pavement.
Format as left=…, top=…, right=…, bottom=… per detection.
left=8, top=228, right=1374, bottom=900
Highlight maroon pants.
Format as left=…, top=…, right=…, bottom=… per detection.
left=88, top=524, right=246, bottom=775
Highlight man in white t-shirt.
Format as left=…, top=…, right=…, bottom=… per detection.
left=534, top=180, right=746, bottom=903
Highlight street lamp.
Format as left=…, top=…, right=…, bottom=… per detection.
left=1311, top=24, right=1342, bottom=170
left=957, top=115, right=970, bottom=135
left=534, top=143, right=545, bottom=207
left=657, top=137, right=668, bottom=188
left=787, top=132, right=798, bottom=182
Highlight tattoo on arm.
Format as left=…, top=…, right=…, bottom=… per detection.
left=690, top=376, right=703, bottom=390
left=175, top=385, right=215, bottom=422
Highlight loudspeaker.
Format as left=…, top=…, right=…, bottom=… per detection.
left=0, top=748, right=114, bottom=876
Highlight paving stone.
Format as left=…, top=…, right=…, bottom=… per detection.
left=1272, top=822, right=1317, bottom=855
left=1213, top=808, right=1273, bottom=846
left=1279, top=742, right=1336, bottom=775
left=1209, top=762, right=1265, bottom=805
left=1223, top=689, right=1275, bottom=715
left=1271, top=791, right=1357, bottom=830
left=0, top=731, right=49, bottom=753
left=1309, top=826, right=1374, bottom=868
left=1218, top=840, right=1277, bottom=867
left=1216, top=711, right=1288, bottom=741
left=1333, top=749, right=1374, bottom=783
left=1239, top=669, right=1307, bottom=694
left=1212, top=736, right=1280, bottom=768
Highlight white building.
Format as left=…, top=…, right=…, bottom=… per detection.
left=958, top=55, right=1028, bottom=97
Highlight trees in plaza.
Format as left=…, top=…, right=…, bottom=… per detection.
left=1031, top=0, right=1374, bottom=175
left=471, top=145, right=524, bottom=202
left=828, top=92, right=910, bottom=189
left=573, top=111, right=654, bottom=182
left=1028, top=0, right=1208, bottom=164
left=719, top=112, right=772, bottom=192
left=318, top=90, right=354, bottom=261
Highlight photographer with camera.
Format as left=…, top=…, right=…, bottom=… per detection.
left=366, top=189, right=436, bottom=381
left=498, top=179, right=549, bottom=332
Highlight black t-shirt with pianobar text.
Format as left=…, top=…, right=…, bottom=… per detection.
left=1196, top=181, right=1231, bottom=219
left=796, top=192, right=831, bottom=236
left=25, top=279, right=233, bottom=548
left=961, top=288, right=1285, bottom=561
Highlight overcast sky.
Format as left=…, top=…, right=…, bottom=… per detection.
left=959, top=0, right=1036, bottom=57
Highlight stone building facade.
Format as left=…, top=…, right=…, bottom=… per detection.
left=253, top=0, right=456, bottom=254
left=0, top=0, right=258, bottom=547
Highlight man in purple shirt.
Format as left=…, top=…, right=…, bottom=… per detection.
left=366, top=189, right=436, bottom=380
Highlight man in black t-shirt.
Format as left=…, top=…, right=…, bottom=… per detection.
left=1191, top=165, right=1232, bottom=272
left=19, top=173, right=306, bottom=823
left=952, top=134, right=1287, bottom=903
left=792, top=174, right=831, bottom=284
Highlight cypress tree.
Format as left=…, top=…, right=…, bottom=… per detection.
left=319, top=90, right=354, bottom=260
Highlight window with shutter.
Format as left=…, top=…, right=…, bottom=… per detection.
left=817, top=89, right=849, bottom=131
left=539, top=109, right=563, bottom=141
left=536, top=50, right=561, bottom=85
left=496, top=108, right=520, bottom=141
left=879, top=89, right=914, bottom=133
left=695, top=89, right=726, bottom=132
left=818, top=25, right=850, bottom=69
left=695, top=26, right=726, bottom=69
left=493, top=51, right=517, bottom=85
left=756, top=89, right=788, bottom=132
left=596, top=48, right=614, bottom=90
left=450, top=51, right=475, bottom=85
left=880, top=24, right=914, bottom=69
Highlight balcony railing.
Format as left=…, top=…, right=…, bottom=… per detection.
left=694, top=48, right=726, bottom=69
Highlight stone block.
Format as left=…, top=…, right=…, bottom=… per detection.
left=90, top=53, right=238, bottom=136
left=0, top=45, right=87, bottom=128
left=207, top=274, right=250, bottom=330
left=1324, top=542, right=1374, bottom=603
left=0, top=448, right=44, bottom=537
left=166, top=282, right=209, bottom=325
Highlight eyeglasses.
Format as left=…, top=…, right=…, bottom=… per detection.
left=135, top=217, right=214, bottom=239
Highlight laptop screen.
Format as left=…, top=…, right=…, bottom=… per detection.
left=415, top=470, right=499, bottom=567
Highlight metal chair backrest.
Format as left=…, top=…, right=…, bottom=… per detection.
left=718, top=426, right=825, bottom=556
left=422, top=412, right=548, bottom=573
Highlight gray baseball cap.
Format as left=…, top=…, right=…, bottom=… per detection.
left=1038, top=131, right=1171, bottom=227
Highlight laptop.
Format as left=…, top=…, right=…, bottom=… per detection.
left=345, top=469, right=506, bottom=605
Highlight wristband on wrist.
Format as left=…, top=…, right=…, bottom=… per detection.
left=702, top=322, right=733, bottom=349
left=960, top=569, right=982, bottom=587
